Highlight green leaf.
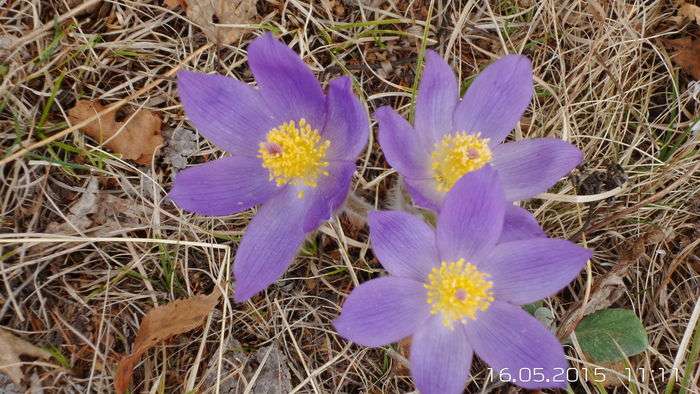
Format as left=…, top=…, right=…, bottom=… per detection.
left=522, top=300, right=543, bottom=315
left=534, top=307, right=555, bottom=329
left=576, top=308, right=648, bottom=363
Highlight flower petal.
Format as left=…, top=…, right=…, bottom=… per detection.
left=483, top=239, right=591, bottom=305
left=301, top=161, right=355, bottom=232
left=375, top=106, right=430, bottom=179
left=436, top=166, right=506, bottom=262
left=322, top=77, right=369, bottom=160
left=368, top=211, right=438, bottom=281
left=465, top=301, right=568, bottom=389
left=247, top=33, right=325, bottom=127
left=404, top=176, right=444, bottom=212
left=334, top=277, right=430, bottom=347
left=233, top=189, right=308, bottom=302
left=498, top=205, right=545, bottom=243
left=177, top=70, right=277, bottom=155
left=453, top=55, right=533, bottom=144
left=415, top=50, right=459, bottom=143
left=411, top=316, right=473, bottom=394
left=492, top=138, right=583, bottom=201
left=169, top=156, right=278, bottom=216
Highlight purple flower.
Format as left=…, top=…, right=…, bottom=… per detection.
left=334, top=167, right=591, bottom=393
left=169, top=33, right=369, bottom=301
left=377, top=51, right=582, bottom=211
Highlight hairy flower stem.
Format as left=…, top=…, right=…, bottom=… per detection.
left=342, top=191, right=373, bottom=227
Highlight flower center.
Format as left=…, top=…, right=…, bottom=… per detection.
left=258, top=119, right=331, bottom=197
left=425, top=259, right=494, bottom=329
left=430, top=132, right=492, bottom=192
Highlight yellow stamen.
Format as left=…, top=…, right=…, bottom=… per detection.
left=424, top=259, right=494, bottom=329
left=430, top=132, right=492, bottom=192
left=258, top=119, right=330, bottom=197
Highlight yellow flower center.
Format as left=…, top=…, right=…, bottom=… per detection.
left=430, top=132, right=492, bottom=192
left=425, top=259, right=494, bottom=329
left=258, top=119, right=331, bottom=198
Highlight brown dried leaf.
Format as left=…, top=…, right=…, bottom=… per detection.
left=186, top=0, right=258, bottom=45
left=679, top=2, right=700, bottom=24
left=164, top=0, right=187, bottom=10
left=114, top=292, right=220, bottom=394
left=582, top=274, right=626, bottom=315
left=393, top=337, right=411, bottom=375
left=664, top=37, right=700, bottom=80
left=0, top=329, right=51, bottom=385
left=68, top=100, right=164, bottom=165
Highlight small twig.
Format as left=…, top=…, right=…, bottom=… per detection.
left=330, top=217, right=359, bottom=287
left=670, top=297, right=700, bottom=386
left=385, top=348, right=409, bottom=368
left=568, top=203, right=600, bottom=242
left=593, top=52, right=624, bottom=94
left=274, top=300, right=320, bottom=394
left=289, top=343, right=353, bottom=394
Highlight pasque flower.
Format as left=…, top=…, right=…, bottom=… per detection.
left=170, top=33, right=369, bottom=301
left=334, top=167, right=591, bottom=393
left=377, top=51, right=583, bottom=211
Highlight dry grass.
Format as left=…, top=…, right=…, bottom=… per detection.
left=1, top=0, right=699, bottom=393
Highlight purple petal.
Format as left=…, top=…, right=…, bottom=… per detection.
left=453, top=55, right=533, bottom=144
left=375, top=106, right=430, bottom=179
left=415, top=50, right=459, bottom=143
left=411, top=316, right=473, bottom=394
left=436, top=166, right=506, bottom=262
left=169, top=156, right=278, bottom=216
left=368, top=211, right=438, bottom=281
left=483, top=239, right=591, bottom=305
left=233, top=189, right=308, bottom=302
left=247, top=33, right=325, bottom=127
left=498, top=205, right=545, bottom=243
left=334, top=277, right=430, bottom=347
left=177, top=70, right=277, bottom=155
left=492, top=138, right=583, bottom=201
left=465, top=301, right=568, bottom=389
left=404, top=177, right=444, bottom=212
left=301, top=161, right=355, bottom=232
left=322, top=77, right=369, bottom=161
